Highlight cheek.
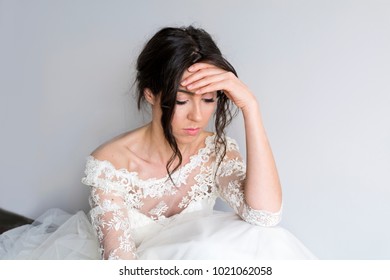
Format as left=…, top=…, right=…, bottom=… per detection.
left=203, top=106, right=216, bottom=119
left=171, top=108, right=185, bottom=126
left=204, top=103, right=217, bottom=116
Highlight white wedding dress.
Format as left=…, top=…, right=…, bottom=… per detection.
left=0, top=135, right=316, bottom=260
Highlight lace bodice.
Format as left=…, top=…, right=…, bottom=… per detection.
left=81, top=135, right=282, bottom=260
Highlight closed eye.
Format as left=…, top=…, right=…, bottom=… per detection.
left=203, top=98, right=216, bottom=103
left=175, top=100, right=188, bottom=105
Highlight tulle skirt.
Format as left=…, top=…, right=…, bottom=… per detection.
left=0, top=209, right=100, bottom=259
left=0, top=209, right=316, bottom=260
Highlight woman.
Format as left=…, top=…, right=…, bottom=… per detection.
left=0, top=26, right=315, bottom=260
left=81, top=26, right=315, bottom=260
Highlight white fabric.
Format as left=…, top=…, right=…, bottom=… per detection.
left=0, top=209, right=99, bottom=259
left=0, top=135, right=316, bottom=260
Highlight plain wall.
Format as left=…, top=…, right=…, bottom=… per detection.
left=1, top=0, right=389, bottom=259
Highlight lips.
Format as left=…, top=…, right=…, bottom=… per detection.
left=183, top=128, right=200, bottom=136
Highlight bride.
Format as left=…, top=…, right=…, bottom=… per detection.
left=0, top=26, right=316, bottom=260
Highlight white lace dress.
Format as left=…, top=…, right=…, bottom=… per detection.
left=0, top=135, right=316, bottom=260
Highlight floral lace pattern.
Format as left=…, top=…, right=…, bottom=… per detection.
left=81, top=134, right=282, bottom=260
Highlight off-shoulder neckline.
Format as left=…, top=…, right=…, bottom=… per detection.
left=86, top=133, right=217, bottom=183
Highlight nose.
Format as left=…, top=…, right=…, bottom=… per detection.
left=187, top=102, right=203, bottom=122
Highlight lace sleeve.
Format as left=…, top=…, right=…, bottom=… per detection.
left=81, top=156, right=137, bottom=260
left=216, top=137, right=282, bottom=227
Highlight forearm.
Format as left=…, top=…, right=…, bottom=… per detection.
left=181, top=63, right=283, bottom=213
left=241, top=99, right=282, bottom=213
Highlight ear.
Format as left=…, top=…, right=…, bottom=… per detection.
left=144, top=88, right=155, bottom=105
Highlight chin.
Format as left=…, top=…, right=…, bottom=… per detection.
left=174, top=131, right=202, bottom=143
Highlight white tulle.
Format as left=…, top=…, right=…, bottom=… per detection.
left=0, top=209, right=100, bottom=259
left=137, top=209, right=315, bottom=260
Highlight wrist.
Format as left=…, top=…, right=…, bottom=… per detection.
left=241, top=98, right=260, bottom=116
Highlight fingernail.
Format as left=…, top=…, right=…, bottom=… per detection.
left=181, top=80, right=187, bottom=86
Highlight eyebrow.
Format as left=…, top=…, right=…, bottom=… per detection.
left=177, top=89, right=215, bottom=96
left=177, top=89, right=195, bottom=95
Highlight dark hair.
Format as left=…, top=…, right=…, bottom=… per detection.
left=136, top=26, right=238, bottom=181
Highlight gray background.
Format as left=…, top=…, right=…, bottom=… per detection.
left=1, top=0, right=389, bottom=259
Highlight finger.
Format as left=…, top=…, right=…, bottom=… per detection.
left=187, top=62, right=217, bottom=72
left=186, top=73, right=227, bottom=92
left=182, top=68, right=225, bottom=87
left=181, top=68, right=226, bottom=86
left=193, top=79, right=232, bottom=96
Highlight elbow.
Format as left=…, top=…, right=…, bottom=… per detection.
left=243, top=186, right=283, bottom=215
left=241, top=203, right=283, bottom=227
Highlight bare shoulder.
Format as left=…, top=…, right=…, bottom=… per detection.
left=91, top=128, right=144, bottom=170
left=91, top=140, right=129, bottom=171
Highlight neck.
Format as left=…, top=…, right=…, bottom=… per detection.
left=144, top=122, right=171, bottom=163
left=144, top=122, right=198, bottom=166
